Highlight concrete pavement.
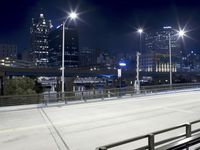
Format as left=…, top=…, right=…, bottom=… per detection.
left=0, top=89, right=200, bottom=150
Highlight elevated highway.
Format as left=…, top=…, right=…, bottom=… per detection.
left=1, top=66, right=200, bottom=78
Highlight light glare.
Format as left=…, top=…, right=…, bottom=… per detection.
left=69, top=12, right=78, bottom=20
left=137, top=28, right=143, bottom=34
left=178, top=30, right=186, bottom=37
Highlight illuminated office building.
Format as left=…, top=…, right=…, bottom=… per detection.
left=30, top=13, right=52, bottom=67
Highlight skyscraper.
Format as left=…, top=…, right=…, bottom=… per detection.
left=79, top=47, right=97, bottom=67
left=30, top=13, right=52, bottom=67
left=49, top=24, right=79, bottom=68
left=141, top=26, right=182, bottom=72
left=145, top=26, right=180, bottom=54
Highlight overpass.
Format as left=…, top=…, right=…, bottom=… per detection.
left=1, top=66, right=200, bottom=78
left=0, top=66, right=116, bottom=77
left=1, top=65, right=200, bottom=95
left=0, top=88, right=200, bottom=150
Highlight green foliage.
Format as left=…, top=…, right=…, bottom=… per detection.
left=4, top=77, right=41, bottom=95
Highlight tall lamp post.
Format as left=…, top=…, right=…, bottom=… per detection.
left=135, top=28, right=143, bottom=93
left=61, top=12, right=78, bottom=93
left=168, top=29, right=186, bottom=87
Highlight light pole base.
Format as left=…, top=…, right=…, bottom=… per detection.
left=134, top=80, right=140, bottom=94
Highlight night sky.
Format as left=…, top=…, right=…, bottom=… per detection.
left=1, top=0, right=200, bottom=54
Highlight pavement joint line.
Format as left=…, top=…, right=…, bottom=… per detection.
left=39, top=108, right=71, bottom=150
left=38, top=108, right=62, bottom=150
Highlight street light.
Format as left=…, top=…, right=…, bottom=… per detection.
left=62, top=11, right=78, bottom=93
left=178, top=29, right=186, bottom=37
left=168, top=29, right=186, bottom=86
left=69, top=12, right=78, bottom=20
left=137, top=28, right=143, bottom=34
left=135, top=28, right=143, bottom=94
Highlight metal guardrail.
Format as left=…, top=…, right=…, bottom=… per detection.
left=0, top=82, right=200, bottom=107
left=96, top=120, right=200, bottom=150
left=156, top=133, right=200, bottom=150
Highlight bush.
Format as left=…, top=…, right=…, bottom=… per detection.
left=4, top=77, right=41, bottom=95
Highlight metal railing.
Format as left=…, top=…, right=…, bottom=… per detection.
left=156, top=134, right=200, bottom=150
left=96, top=120, right=200, bottom=150
left=0, top=82, right=200, bottom=107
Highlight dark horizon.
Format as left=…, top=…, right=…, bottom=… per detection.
left=1, top=0, right=200, bottom=54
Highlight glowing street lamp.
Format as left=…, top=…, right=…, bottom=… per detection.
left=178, top=29, right=186, bottom=37
left=137, top=28, right=143, bottom=34
left=61, top=11, right=78, bottom=93
left=69, top=12, right=78, bottom=20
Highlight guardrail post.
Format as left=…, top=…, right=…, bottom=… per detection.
left=131, top=88, right=134, bottom=96
left=64, top=94, right=67, bottom=104
left=101, top=89, right=104, bottom=100
left=186, top=123, right=191, bottom=138
left=81, top=91, right=84, bottom=101
left=48, top=92, right=50, bottom=104
left=44, top=99, right=47, bottom=106
left=148, top=134, right=155, bottom=150
left=93, top=88, right=95, bottom=99
left=118, top=88, right=121, bottom=98
left=108, top=90, right=110, bottom=98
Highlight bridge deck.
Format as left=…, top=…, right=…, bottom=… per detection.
left=0, top=90, right=200, bottom=150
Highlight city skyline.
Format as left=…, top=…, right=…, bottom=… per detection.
left=0, top=0, right=200, bottom=53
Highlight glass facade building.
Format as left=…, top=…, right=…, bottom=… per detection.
left=30, top=14, right=52, bottom=67
left=49, top=24, right=79, bottom=68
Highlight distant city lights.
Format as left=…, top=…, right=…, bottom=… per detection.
left=163, top=26, right=172, bottom=29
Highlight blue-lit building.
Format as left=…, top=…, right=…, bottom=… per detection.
left=49, top=24, right=79, bottom=68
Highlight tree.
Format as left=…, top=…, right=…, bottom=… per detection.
left=4, top=77, right=39, bottom=95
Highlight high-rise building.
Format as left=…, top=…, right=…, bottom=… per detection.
left=141, top=26, right=183, bottom=72
left=79, top=47, right=97, bottom=67
left=49, top=24, right=79, bottom=68
left=145, top=26, right=180, bottom=54
left=0, top=44, right=17, bottom=59
left=30, top=13, right=52, bottom=67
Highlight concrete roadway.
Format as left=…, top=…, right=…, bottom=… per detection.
left=0, top=89, right=200, bottom=150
